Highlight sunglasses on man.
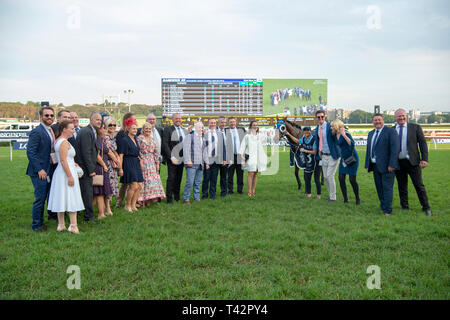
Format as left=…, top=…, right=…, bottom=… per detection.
left=43, top=114, right=55, bottom=118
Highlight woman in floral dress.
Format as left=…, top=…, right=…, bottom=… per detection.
left=136, top=122, right=166, bottom=207
left=103, top=116, right=120, bottom=215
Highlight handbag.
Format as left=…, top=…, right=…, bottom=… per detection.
left=92, top=140, right=104, bottom=186
left=92, top=173, right=104, bottom=186
left=343, top=154, right=357, bottom=167
left=75, top=166, right=84, bottom=178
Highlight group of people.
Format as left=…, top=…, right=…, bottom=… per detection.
left=26, top=107, right=432, bottom=233
left=271, top=87, right=313, bottom=106
left=284, top=109, right=431, bottom=216
left=26, top=109, right=166, bottom=233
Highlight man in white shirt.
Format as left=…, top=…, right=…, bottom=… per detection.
left=202, top=118, right=220, bottom=200
left=393, top=108, right=431, bottom=216
left=225, top=117, right=246, bottom=194
left=216, top=116, right=229, bottom=197
left=145, top=112, right=163, bottom=161
left=26, top=106, right=55, bottom=231
left=162, top=113, right=187, bottom=204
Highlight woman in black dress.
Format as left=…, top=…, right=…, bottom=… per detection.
left=115, top=112, right=136, bottom=208
left=118, top=122, right=143, bottom=212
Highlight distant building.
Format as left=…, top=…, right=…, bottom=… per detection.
left=327, top=108, right=352, bottom=121
left=385, top=110, right=396, bottom=116
left=409, top=109, right=421, bottom=121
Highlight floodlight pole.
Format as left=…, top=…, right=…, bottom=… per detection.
left=124, top=89, right=134, bottom=113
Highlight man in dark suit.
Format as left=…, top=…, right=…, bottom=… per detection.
left=216, top=116, right=229, bottom=197
left=202, top=118, right=221, bottom=200
left=365, top=113, right=400, bottom=216
left=225, top=117, right=246, bottom=194
left=162, top=113, right=187, bottom=204
left=69, top=111, right=81, bottom=146
left=51, top=110, right=72, bottom=136
left=393, top=108, right=431, bottom=216
left=26, top=106, right=55, bottom=232
left=76, top=112, right=102, bottom=223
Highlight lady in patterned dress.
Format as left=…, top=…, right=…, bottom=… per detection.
left=103, top=116, right=120, bottom=215
left=137, top=122, right=166, bottom=207
left=93, top=123, right=119, bottom=219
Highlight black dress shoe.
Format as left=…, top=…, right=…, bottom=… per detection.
left=356, top=199, right=361, bottom=205
left=84, top=218, right=98, bottom=224
left=48, top=215, right=58, bottom=221
left=401, top=206, right=410, bottom=210
left=423, top=209, right=432, bottom=216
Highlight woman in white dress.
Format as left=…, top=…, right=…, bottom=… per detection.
left=47, top=121, right=85, bottom=234
left=239, top=120, right=271, bottom=197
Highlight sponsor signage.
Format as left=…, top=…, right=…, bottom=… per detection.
left=0, top=130, right=31, bottom=141
left=13, top=141, right=28, bottom=150
left=161, top=116, right=316, bottom=128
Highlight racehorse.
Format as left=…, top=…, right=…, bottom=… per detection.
left=275, top=117, right=324, bottom=190
left=276, top=117, right=304, bottom=190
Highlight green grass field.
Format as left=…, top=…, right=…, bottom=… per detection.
left=0, top=147, right=448, bottom=300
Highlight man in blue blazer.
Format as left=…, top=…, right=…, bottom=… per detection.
left=314, top=110, right=341, bottom=201
left=365, top=113, right=400, bottom=215
left=26, top=106, right=56, bottom=232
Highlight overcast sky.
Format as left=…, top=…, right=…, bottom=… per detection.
left=0, top=0, right=449, bottom=111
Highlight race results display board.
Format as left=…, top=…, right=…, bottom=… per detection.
left=162, top=78, right=263, bottom=116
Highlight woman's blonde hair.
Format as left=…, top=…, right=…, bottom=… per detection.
left=142, top=122, right=152, bottom=132
left=331, top=119, right=345, bottom=133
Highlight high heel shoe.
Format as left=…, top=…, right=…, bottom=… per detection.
left=68, top=224, right=79, bottom=234
left=57, top=224, right=66, bottom=232
left=132, top=207, right=138, bottom=212
left=124, top=206, right=133, bottom=212
left=105, top=211, right=113, bottom=216
left=98, top=214, right=107, bottom=220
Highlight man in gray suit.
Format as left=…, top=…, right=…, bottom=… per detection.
left=76, top=112, right=102, bottom=223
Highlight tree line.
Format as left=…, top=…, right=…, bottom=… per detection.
left=0, top=101, right=162, bottom=121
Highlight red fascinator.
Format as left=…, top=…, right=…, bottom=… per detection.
left=124, top=118, right=135, bottom=127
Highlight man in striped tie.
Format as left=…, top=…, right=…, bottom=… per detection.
left=365, top=113, right=400, bottom=216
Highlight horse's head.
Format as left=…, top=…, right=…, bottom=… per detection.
left=275, top=117, right=286, bottom=139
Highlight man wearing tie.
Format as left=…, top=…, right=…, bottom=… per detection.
left=216, top=117, right=229, bottom=197
left=162, top=113, right=186, bottom=204
left=202, top=118, right=220, bottom=200
left=365, top=113, right=400, bottom=216
left=314, top=110, right=340, bottom=202
left=26, top=106, right=55, bottom=232
left=225, top=117, right=246, bottom=195
left=393, top=108, right=431, bottom=216
left=70, top=111, right=81, bottom=145
left=76, top=112, right=102, bottom=223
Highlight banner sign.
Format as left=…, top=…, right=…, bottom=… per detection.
left=0, top=130, right=31, bottom=141
left=13, top=141, right=28, bottom=150
left=161, top=116, right=316, bottom=128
